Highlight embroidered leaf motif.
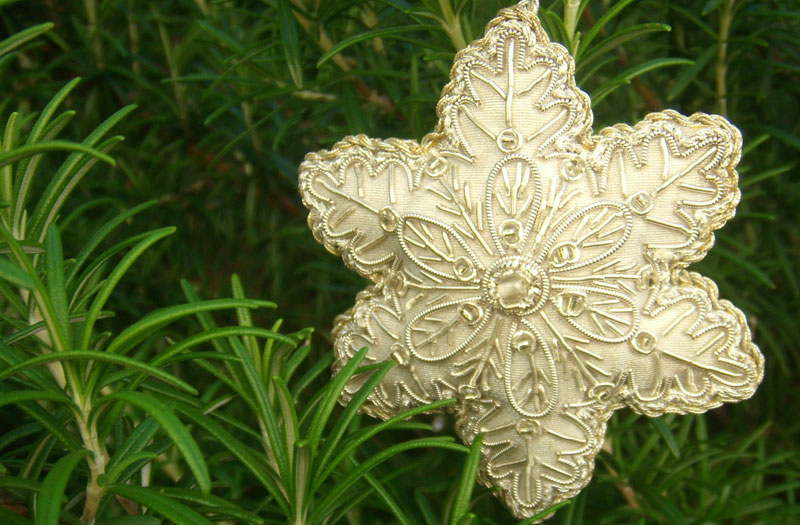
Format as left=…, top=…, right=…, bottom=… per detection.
left=300, top=137, right=428, bottom=277
left=405, top=297, right=489, bottom=363
left=502, top=320, right=558, bottom=418
left=435, top=8, right=592, bottom=159
left=619, top=272, right=762, bottom=416
left=486, top=155, right=543, bottom=255
left=398, top=215, right=482, bottom=282
left=538, top=201, right=633, bottom=274
left=549, top=285, right=639, bottom=343
left=455, top=324, right=604, bottom=516
left=591, top=111, right=743, bottom=266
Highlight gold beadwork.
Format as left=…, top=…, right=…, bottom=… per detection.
left=298, top=0, right=764, bottom=520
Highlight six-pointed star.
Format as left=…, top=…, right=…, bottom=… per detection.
left=299, top=0, right=764, bottom=519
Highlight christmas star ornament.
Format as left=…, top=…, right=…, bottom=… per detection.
left=298, top=0, right=764, bottom=519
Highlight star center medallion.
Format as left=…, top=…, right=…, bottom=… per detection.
left=483, top=257, right=549, bottom=316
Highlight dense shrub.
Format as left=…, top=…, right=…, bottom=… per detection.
left=0, top=1, right=797, bottom=523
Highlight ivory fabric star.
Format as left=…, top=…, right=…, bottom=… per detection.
left=298, top=0, right=764, bottom=519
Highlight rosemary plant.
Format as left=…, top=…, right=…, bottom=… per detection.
left=1, top=1, right=797, bottom=523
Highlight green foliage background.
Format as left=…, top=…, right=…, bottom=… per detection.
left=0, top=0, right=798, bottom=523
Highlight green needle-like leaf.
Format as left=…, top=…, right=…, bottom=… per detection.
left=649, top=417, right=681, bottom=459
left=449, top=434, right=483, bottom=525
left=314, top=398, right=458, bottom=490
left=0, top=141, right=115, bottom=169
left=307, top=346, right=369, bottom=455
left=65, top=200, right=157, bottom=285
left=0, top=389, right=75, bottom=409
left=28, top=104, right=136, bottom=239
left=105, top=298, right=278, bottom=356
left=0, top=255, right=34, bottom=288
left=35, top=450, right=89, bottom=525
left=0, top=22, right=53, bottom=58
left=311, top=437, right=468, bottom=522
left=577, top=0, right=639, bottom=57
left=104, top=416, right=160, bottom=477
left=518, top=500, right=573, bottom=524
left=0, top=224, right=69, bottom=351
left=78, top=226, right=176, bottom=352
left=317, top=25, right=439, bottom=68
left=667, top=46, right=716, bottom=100
left=313, top=359, right=394, bottom=479
left=0, top=350, right=198, bottom=395
left=577, top=23, right=671, bottom=68
left=229, top=333, right=292, bottom=491
left=106, top=485, right=214, bottom=525
left=591, top=58, right=694, bottom=106
left=44, top=225, right=70, bottom=346
left=157, top=487, right=264, bottom=524
left=95, top=392, right=211, bottom=493
left=175, top=404, right=291, bottom=515
left=279, top=0, right=303, bottom=88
